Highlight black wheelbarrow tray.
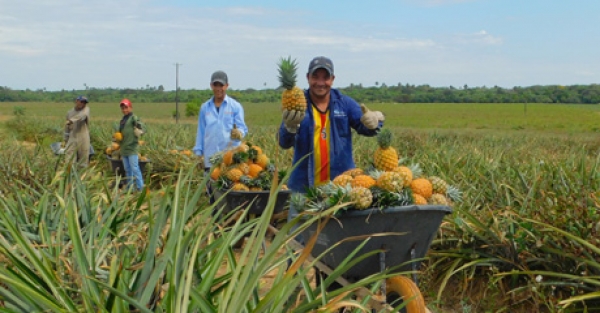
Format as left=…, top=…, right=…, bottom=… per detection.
left=293, top=204, right=452, bottom=312
left=106, top=155, right=150, bottom=177
left=213, top=187, right=291, bottom=216
left=300, top=204, right=452, bottom=280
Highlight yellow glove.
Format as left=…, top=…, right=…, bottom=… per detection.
left=359, top=103, right=385, bottom=130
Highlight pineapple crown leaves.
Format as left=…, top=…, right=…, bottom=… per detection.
left=277, top=56, right=299, bottom=89
left=446, top=185, right=463, bottom=203
left=408, top=163, right=423, bottom=178
left=232, top=151, right=249, bottom=164
left=376, top=128, right=393, bottom=149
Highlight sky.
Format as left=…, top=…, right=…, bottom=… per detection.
left=1, top=0, right=599, bottom=91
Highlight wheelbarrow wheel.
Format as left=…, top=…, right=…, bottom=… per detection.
left=385, top=276, right=426, bottom=313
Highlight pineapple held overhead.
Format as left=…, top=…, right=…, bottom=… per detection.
left=278, top=56, right=306, bottom=112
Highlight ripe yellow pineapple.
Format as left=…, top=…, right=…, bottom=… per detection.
left=374, top=129, right=399, bottom=171
left=342, top=168, right=364, bottom=177
left=376, top=171, right=404, bottom=192
left=349, top=186, right=373, bottom=210
left=247, top=164, right=263, bottom=178
left=113, top=132, right=123, bottom=142
left=411, top=178, right=433, bottom=199
left=393, top=166, right=413, bottom=187
left=429, top=193, right=449, bottom=205
left=413, top=193, right=428, bottom=205
left=332, top=174, right=353, bottom=187
left=231, top=183, right=250, bottom=192
left=255, top=154, right=269, bottom=169
left=429, top=176, right=448, bottom=194
left=278, top=56, right=306, bottom=112
left=226, top=168, right=243, bottom=182
left=351, top=174, right=376, bottom=189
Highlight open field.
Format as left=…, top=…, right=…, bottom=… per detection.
left=0, top=101, right=599, bottom=312
left=2, top=101, right=600, bottom=133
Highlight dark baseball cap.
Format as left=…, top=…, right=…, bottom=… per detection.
left=76, top=95, right=88, bottom=103
left=211, top=70, right=228, bottom=85
left=308, top=56, right=334, bottom=76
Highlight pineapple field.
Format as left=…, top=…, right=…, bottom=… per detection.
left=0, top=101, right=599, bottom=312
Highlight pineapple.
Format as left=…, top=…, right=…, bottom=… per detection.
left=429, top=176, right=448, bottom=194
left=410, top=178, right=433, bottom=199
left=247, top=163, right=263, bottom=178
left=342, top=168, right=364, bottom=177
left=376, top=171, right=404, bottom=192
left=332, top=174, right=353, bottom=187
left=226, top=167, right=243, bottom=182
left=351, top=174, right=376, bottom=189
left=349, top=187, right=373, bottom=210
left=429, top=193, right=449, bottom=205
left=278, top=56, right=307, bottom=112
left=393, top=166, right=413, bottom=187
left=210, top=166, right=221, bottom=181
left=374, top=129, right=399, bottom=171
left=413, top=193, right=428, bottom=205
left=113, top=132, right=123, bottom=142
left=255, top=154, right=269, bottom=169
left=231, top=183, right=250, bottom=192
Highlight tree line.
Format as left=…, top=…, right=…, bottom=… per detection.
left=1, top=83, right=600, bottom=105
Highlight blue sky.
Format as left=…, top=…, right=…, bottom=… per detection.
left=1, top=0, right=599, bottom=91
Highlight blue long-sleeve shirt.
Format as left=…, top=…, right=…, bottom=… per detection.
left=193, top=95, right=248, bottom=168
left=278, top=88, right=382, bottom=192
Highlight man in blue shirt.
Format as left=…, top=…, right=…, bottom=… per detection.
left=193, top=70, right=248, bottom=202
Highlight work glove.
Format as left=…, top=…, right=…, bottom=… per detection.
left=133, top=127, right=144, bottom=138
left=230, top=124, right=243, bottom=140
left=282, top=109, right=305, bottom=133
left=359, top=103, right=385, bottom=130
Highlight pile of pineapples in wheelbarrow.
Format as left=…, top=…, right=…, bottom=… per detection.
left=209, top=141, right=291, bottom=217
left=291, top=128, right=461, bottom=312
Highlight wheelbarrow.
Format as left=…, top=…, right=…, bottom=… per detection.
left=212, top=187, right=292, bottom=248
left=290, top=204, right=452, bottom=312
left=106, top=155, right=151, bottom=177
left=212, top=187, right=291, bottom=216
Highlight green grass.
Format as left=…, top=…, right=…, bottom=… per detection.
left=3, top=101, right=600, bottom=134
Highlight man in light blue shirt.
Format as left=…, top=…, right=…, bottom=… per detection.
left=193, top=70, right=248, bottom=202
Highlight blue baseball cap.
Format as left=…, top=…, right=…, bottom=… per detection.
left=76, top=95, right=89, bottom=103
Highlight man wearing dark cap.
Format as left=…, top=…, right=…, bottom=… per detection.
left=193, top=70, right=248, bottom=202
left=278, top=56, right=385, bottom=246
left=64, top=95, right=92, bottom=167
left=279, top=56, right=385, bottom=193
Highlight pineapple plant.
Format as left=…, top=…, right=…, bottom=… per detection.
left=278, top=56, right=306, bottom=112
left=373, top=129, right=399, bottom=171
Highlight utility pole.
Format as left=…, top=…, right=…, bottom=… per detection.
left=175, top=63, right=182, bottom=123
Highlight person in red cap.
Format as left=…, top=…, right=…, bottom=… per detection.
left=117, top=98, right=146, bottom=191
left=64, top=95, right=92, bottom=167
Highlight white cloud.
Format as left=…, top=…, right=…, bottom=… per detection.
left=452, top=30, right=503, bottom=45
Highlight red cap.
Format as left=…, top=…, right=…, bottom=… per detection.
left=120, top=98, right=132, bottom=108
